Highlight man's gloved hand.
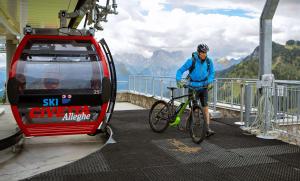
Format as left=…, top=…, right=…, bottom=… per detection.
left=177, top=81, right=184, bottom=88
left=203, top=81, right=213, bottom=90
left=207, top=84, right=213, bottom=91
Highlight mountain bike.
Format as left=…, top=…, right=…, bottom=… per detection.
left=148, top=84, right=208, bottom=144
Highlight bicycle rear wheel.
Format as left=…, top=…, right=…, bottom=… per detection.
left=189, top=106, right=206, bottom=144
left=149, top=100, right=170, bottom=133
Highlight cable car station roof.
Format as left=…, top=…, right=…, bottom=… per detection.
left=0, top=0, right=81, bottom=38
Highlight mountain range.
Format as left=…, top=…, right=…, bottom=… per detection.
left=1, top=40, right=298, bottom=94
left=114, top=49, right=241, bottom=82
left=218, top=40, right=300, bottom=80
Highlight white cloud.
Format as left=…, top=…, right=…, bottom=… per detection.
left=95, top=0, right=300, bottom=60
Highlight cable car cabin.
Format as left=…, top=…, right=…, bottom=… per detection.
left=7, top=32, right=116, bottom=137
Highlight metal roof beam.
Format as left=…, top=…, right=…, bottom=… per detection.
left=0, top=7, right=20, bottom=37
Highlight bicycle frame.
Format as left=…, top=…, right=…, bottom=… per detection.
left=168, top=89, right=201, bottom=126
left=149, top=85, right=209, bottom=143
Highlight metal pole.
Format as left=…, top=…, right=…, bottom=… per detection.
left=244, top=84, right=252, bottom=127
left=256, top=0, right=279, bottom=139
left=145, top=78, right=148, bottom=95
left=265, top=88, right=271, bottom=134
left=152, top=77, right=155, bottom=96
left=128, top=75, right=130, bottom=91
left=160, top=79, right=163, bottom=99
left=296, top=89, right=300, bottom=123
left=213, top=80, right=217, bottom=112
left=5, top=38, right=17, bottom=103
left=240, top=83, right=244, bottom=123
left=133, top=76, right=136, bottom=92
left=274, top=84, right=278, bottom=122
left=231, top=80, right=234, bottom=107
left=259, top=0, right=279, bottom=78
left=128, top=75, right=133, bottom=92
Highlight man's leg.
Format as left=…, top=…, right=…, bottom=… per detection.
left=203, top=106, right=210, bottom=125
left=199, top=90, right=215, bottom=135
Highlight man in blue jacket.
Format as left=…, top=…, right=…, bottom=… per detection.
left=176, top=44, right=215, bottom=135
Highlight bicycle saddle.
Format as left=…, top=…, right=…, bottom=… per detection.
left=167, top=87, right=177, bottom=91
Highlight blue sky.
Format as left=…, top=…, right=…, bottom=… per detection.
left=163, top=3, right=253, bottom=18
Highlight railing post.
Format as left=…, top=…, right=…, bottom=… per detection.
left=244, top=84, right=252, bottom=127
left=128, top=76, right=130, bottom=91
left=160, top=79, right=163, bottom=99
left=240, top=82, right=244, bottom=123
left=169, top=80, right=172, bottom=98
left=145, top=78, right=148, bottom=95
left=231, top=80, right=234, bottom=107
left=213, top=80, right=217, bottom=112
left=133, top=75, right=136, bottom=93
left=137, top=76, right=139, bottom=93
left=265, top=87, right=272, bottom=134
left=152, top=77, right=155, bottom=96
left=295, top=89, right=300, bottom=123
left=274, top=84, right=278, bottom=122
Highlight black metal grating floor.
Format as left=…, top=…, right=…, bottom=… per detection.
left=230, top=144, right=300, bottom=156
left=271, top=152, right=300, bottom=169
left=224, top=162, right=300, bottom=181
left=25, top=110, right=300, bottom=181
left=142, top=162, right=239, bottom=181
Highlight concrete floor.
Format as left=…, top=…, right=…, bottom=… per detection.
left=113, top=102, right=145, bottom=111
left=0, top=134, right=105, bottom=181
left=0, top=105, right=18, bottom=140
left=0, top=102, right=142, bottom=181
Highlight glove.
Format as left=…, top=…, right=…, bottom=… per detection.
left=177, top=81, right=184, bottom=88
left=207, top=84, right=213, bottom=91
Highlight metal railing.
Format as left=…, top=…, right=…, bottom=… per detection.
left=121, top=76, right=300, bottom=113
left=126, top=76, right=258, bottom=110
left=119, top=75, right=300, bottom=143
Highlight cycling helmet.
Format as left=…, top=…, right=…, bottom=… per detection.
left=197, top=44, right=209, bottom=53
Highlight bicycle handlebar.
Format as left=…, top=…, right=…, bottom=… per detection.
left=179, top=79, right=208, bottom=89
left=183, top=84, right=207, bottom=89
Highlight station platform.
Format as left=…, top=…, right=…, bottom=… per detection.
left=0, top=102, right=145, bottom=180
left=0, top=105, right=23, bottom=152
left=23, top=109, right=300, bottom=181
left=0, top=105, right=18, bottom=140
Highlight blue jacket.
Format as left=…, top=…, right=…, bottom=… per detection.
left=176, top=52, right=215, bottom=88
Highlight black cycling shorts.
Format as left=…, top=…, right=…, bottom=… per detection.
left=189, top=89, right=208, bottom=107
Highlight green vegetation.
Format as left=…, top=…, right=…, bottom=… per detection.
left=1, top=91, right=6, bottom=104
left=219, top=40, right=300, bottom=80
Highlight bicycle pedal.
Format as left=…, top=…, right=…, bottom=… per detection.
left=206, top=132, right=215, bottom=138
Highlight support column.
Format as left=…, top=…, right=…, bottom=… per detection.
left=258, top=0, right=279, bottom=79
left=255, top=0, right=279, bottom=139
left=5, top=38, right=17, bottom=103
left=259, top=19, right=273, bottom=77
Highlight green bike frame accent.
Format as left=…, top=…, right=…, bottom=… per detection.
left=169, top=99, right=190, bottom=127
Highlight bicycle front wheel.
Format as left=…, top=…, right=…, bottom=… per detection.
left=149, top=100, right=170, bottom=133
left=189, top=106, right=206, bottom=144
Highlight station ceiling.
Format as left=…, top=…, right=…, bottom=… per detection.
left=0, top=0, right=80, bottom=39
